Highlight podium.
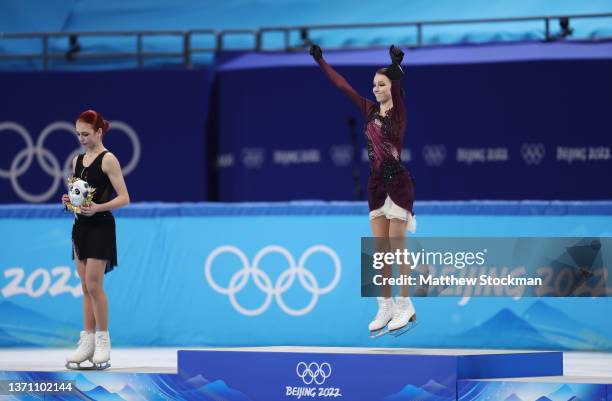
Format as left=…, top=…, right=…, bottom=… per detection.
left=6, top=347, right=612, bottom=401
left=177, top=347, right=562, bottom=401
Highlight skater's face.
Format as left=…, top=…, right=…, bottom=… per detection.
left=75, top=121, right=103, bottom=149
left=372, top=73, right=392, bottom=104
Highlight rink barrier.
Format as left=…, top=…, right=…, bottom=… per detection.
left=1, top=200, right=612, bottom=218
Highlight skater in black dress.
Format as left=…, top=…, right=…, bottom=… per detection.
left=63, top=109, right=130, bottom=369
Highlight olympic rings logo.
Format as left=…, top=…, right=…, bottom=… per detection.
left=422, top=144, right=447, bottom=167
left=204, top=245, right=342, bottom=316
left=0, top=121, right=141, bottom=202
left=521, top=143, right=546, bottom=166
left=241, top=147, right=266, bottom=169
left=296, top=362, right=332, bottom=385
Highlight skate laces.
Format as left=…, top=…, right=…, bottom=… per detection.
left=375, top=299, right=392, bottom=319
left=392, top=306, right=402, bottom=320
left=77, top=332, right=92, bottom=347
left=393, top=299, right=409, bottom=319
left=95, top=334, right=109, bottom=347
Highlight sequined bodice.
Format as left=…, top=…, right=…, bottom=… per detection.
left=365, top=111, right=403, bottom=182
left=365, top=111, right=403, bottom=176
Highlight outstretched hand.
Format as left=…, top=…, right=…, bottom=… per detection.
left=389, top=45, right=404, bottom=65
left=309, top=44, right=322, bottom=62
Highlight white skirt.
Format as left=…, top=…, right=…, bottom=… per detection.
left=369, top=195, right=417, bottom=233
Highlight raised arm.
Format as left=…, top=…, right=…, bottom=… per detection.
left=386, top=45, right=407, bottom=127
left=386, top=67, right=406, bottom=127
left=310, top=44, right=374, bottom=118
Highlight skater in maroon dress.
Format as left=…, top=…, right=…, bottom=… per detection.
left=310, top=44, right=417, bottom=336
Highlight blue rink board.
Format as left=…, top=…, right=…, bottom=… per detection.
left=1, top=201, right=612, bottom=349
left=2, top=200, right=612, bottom=218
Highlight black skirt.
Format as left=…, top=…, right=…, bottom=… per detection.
left=71, top=213, right=117, bottom=274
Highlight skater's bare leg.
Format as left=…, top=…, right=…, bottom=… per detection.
left=371, top=216, right=391, bottom=298
left=388, top=219, right=416, bottom=332
left=65, top=254, right=97, bottom=369
left=85, top=258, right=108, bottom=331
left=84, top=259, right=111, bottom=369
left=389, top=219, right=409, bottom=297
left=75, top=251, right=96, bottom=332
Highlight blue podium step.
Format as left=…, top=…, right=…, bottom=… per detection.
left=177, top=348, right=563, bottom=401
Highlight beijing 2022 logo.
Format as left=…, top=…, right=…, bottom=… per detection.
left=286, top=361, right=342, bottom=399
left=0, top=121, right=141, bottom=202
left=204, top=245, right=341, bottom=316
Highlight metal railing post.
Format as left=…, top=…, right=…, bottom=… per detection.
left=42, top=35, right=48, bottom=71
left=184, top=31, right=191, bottom=68
left=136, top=33, right=143, bottom=68
left=284, top=28, right=289, bottom=51
left=256, top=30, right=262, bottom=51
left=216, top=32, right=223, bottom=51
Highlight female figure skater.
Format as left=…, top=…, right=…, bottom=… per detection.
left=310, top=44, right=416, bottom=336
left=62, top=109, right=130, bottom=369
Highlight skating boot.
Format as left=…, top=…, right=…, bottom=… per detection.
left=66, top=331, right=94, bottom=370
left=92, top=331, right=111, bottom=370
left=369, top=297, right=394, bottom=338
left=388, top=297, right=417, bottom=337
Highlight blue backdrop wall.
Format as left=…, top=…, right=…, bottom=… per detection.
left=1, top=43, right=611, bottom=203
left=214, top=44, right=612, bottom=202
left=0, top=69, right=212, bottom=203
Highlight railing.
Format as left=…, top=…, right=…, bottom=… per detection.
left=1, top=13, right=610, bottom=70
left=0, top=30, right=217, bottom=69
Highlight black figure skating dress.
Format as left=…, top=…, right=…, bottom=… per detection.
left=71, top=151, right=117, bottom=274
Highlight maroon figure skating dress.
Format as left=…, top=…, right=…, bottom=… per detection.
left=317, top=57, right=416, bottom=231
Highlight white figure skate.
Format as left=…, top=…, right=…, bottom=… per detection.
left=369, top=297, right=395, bottom=338
left=92, top=331, right=111, bottom=370
left=387, top=297, right=418, bottom=337
left=66, top=331, right=95, bottom=370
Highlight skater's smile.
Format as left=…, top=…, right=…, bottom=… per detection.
left=372, top=73, right=392, bottom=103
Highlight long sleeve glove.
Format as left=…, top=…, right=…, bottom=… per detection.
left=384, top=45, right=405, bottom=80
left=309, top=44, right=322, bottom=62
left=389, top=44, right=404, bottom=65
